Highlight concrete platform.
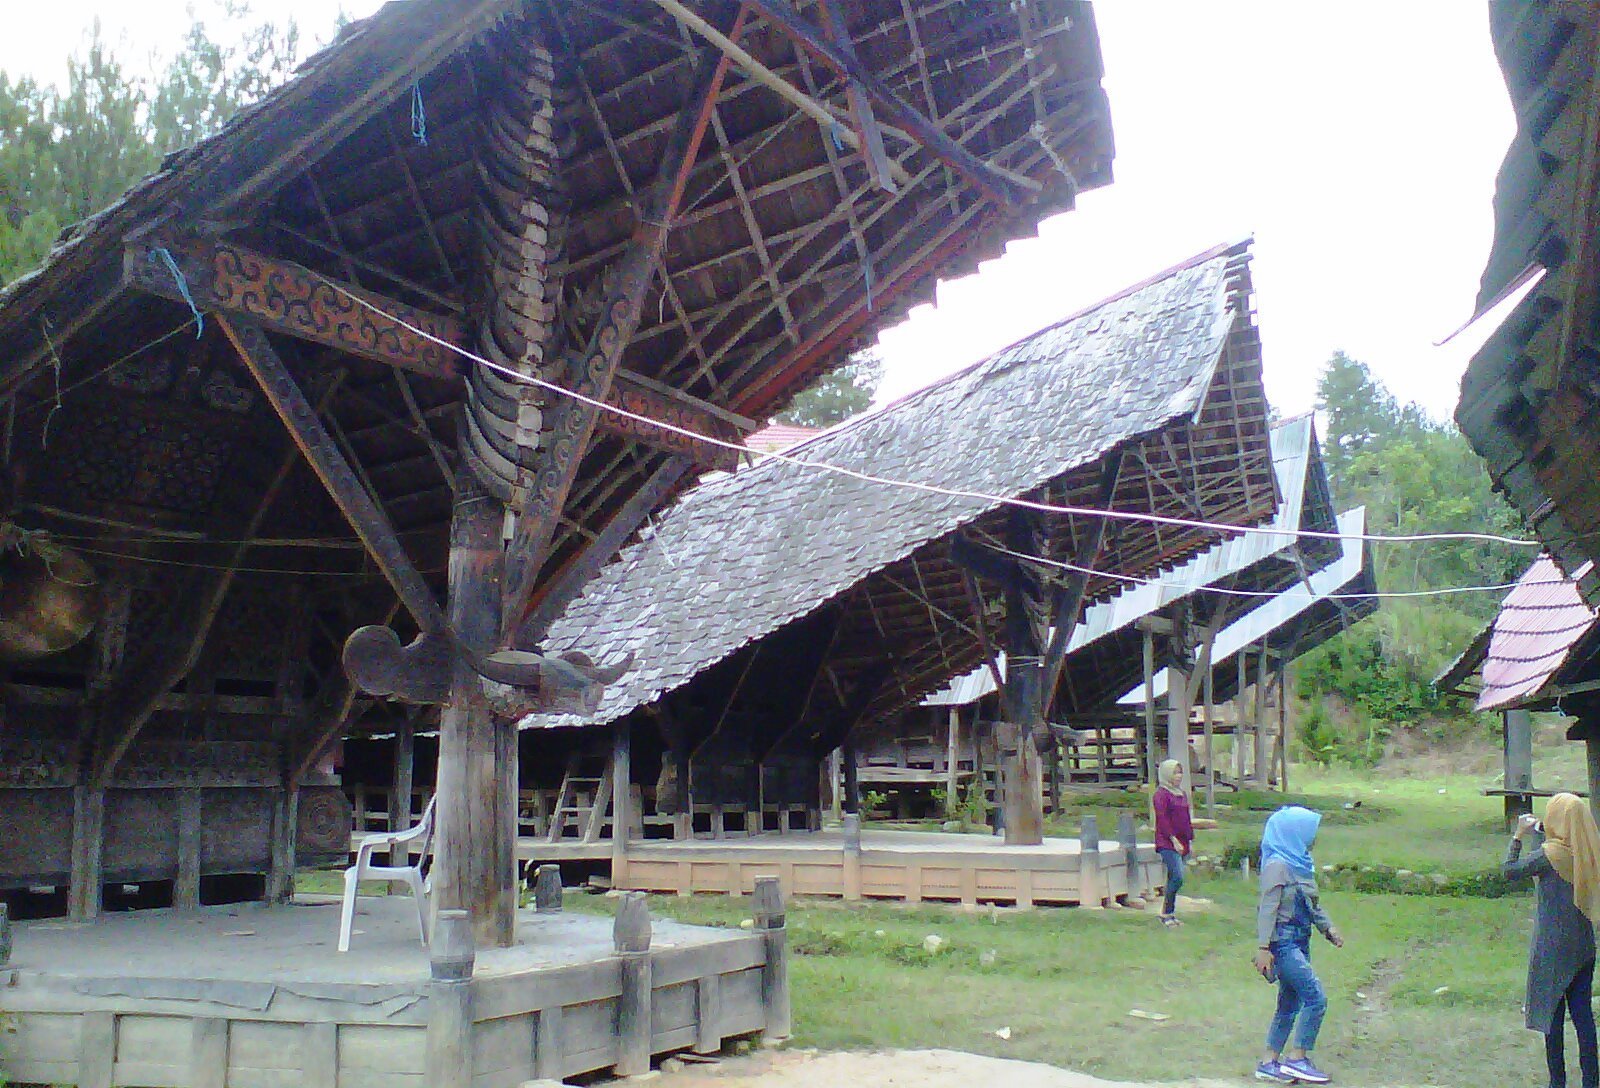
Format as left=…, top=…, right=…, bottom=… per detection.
left=0, top=897, right=777, bottom=1088
left=611, top=828, right=1162, bottom=907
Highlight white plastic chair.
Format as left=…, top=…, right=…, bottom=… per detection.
left=338, top=795, right=436, bottom=953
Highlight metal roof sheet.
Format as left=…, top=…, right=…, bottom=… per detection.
left=1476, top=555, right=1600, bottom=711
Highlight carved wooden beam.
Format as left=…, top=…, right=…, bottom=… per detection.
left=218, top=313, right=449, bottom=634
left=124, top=236, right=742, bottom=468
left=499, top=27, right=743, bottom=638
left=740, top=0, right=1038, bottom=206
left=517, top=455, right=695, bottom=642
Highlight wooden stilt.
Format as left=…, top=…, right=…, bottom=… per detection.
left=1505, top=709, right=1534, bottom=831
left=69, top=785, right=106, bottom=921
left=1202, top=661, right=1216, bottom=817
left=390, top=713, right=416, bottom=871
left=433, top=474, right=517, bottom=949
left=1142, top=628, right=1158, bottom=785
left=1254, top=647, right=1270, bottom=788
left=1276, top=664, right=1290, bottom=792
left=175, top=788, right=204, bottom=910
left=946, top=707, right=960, bottom=818
left=613, top=721, right=632, bottom=883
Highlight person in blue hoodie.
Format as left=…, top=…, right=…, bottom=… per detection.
left=1251, top=806, right=1344, bottom=1084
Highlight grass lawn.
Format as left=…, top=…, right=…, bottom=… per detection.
left=565, top=763, right=1560, bottom=1086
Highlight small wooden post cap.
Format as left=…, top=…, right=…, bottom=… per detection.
left=431, top=908, right=475, bottom=981
left=752, top=876, right=785, bottom=929
left=613, top=892, right=651, bottom=954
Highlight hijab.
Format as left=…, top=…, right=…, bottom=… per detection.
left=1157, top=759, right=1184, bottom=795
left=1540, top=793, right=1600, bottom=922
left=1261, top=805, right=1321, bottom=879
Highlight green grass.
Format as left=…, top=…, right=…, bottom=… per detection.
left=570, top=762, right=1559, bottom=1086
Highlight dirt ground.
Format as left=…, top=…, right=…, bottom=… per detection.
left=649, top=1049, right=1250, bottom=1088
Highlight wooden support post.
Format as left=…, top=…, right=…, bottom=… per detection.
left=80, top=1012, right=116, bottom=1088
left=1586, top=737, right=1600, bottom=829
left=828, top=747, right=843, bottom=822
left=176, top=787, right=204, bottom=910
left=1233, top=653, right=1249, bottom=785
left=695, top=974, right=723, bottom=1054
left=1079, top=814, right=1104, bottom=910
left=1505, top=709, right=1535, bottom=831
left=999, top=508, right=1047, bottom=846
left=190, top=1019, right=227, bottom=1088
left=69, top=785, right=106, bottom=921
left=434, top=475, right=517, bottom=949
left=613, top=721, right=632, bottom=883
left=425, top=910, right=476, bottom=1088
left=0, top=902, right=11, bottom=966
left=613, top=893, right=654, bottom=1076
left=842, top=743, right=860, bottom=814
left=534, top=864, right=563, bottom=912
left=1202, top=664, right=1216, bottom=818
left=753, top=876, right=792, bottom=1040
left=1166, top=664, right=1192, bottom=767
left=842, top=812, right=862, bottom=900
left=267, top=786, right=299, bottom=905
left=1276, top=665, right=1290, bottom=792
left=534, top=1005, right=564, bottom=1081
left=1254, top=647, right=1270, bottom=788
left=946, top=707, right=961, bottom=818
left=1142, top=628, right=1158, bottom=785
left=390, top=714, right=417, bottom=869
left=1117, top=812, right=1143, bottom=903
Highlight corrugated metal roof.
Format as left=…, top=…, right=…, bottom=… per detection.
left=745, top=423, right=823, bottom=454
left=1476, top=555, right=1600, bottom=711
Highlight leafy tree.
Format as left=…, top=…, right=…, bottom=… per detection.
left=149, top=2, right=301, bottom=156
left=1294, top=352, right=1528, bottom=759
left=776, top=349, right=884, bottom=427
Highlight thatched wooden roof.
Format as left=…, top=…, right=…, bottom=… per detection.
left=1457, top=0, right=1600, bottom=604
left=0, top=0, right=1117, bottom=717
left=529, top=240, right=1276, bottom=743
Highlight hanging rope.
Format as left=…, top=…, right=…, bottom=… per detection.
left=39, top=317, right=63, bottom=448
left=411, top=82, right=429, bottom=146
left=150, top=247, right=204, bottom=340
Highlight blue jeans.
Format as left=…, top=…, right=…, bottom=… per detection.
left=1266, top=935, right=1327, bottom=1054
left=1158, top=848, right=1184, bottom=915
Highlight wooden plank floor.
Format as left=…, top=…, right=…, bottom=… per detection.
left=0, top=897, right=773, bottom=1087
left=608, top=829, right=1164, bottom=908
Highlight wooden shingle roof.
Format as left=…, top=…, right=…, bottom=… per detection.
left=531, top=239, right=1276, bottom=732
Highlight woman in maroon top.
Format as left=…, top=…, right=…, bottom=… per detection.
left=1154, top=758, right=1193, bottom=927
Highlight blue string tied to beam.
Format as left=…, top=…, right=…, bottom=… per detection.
left=829, top=120, right=845, bottom=153
left=151, top=247, right=204, bottom=339
left=411, top=83, right=429, bottom=146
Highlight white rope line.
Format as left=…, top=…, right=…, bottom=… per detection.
left=315, top=273, right=1541, bottom=551
left=983, top=541, right=1564, bottom=603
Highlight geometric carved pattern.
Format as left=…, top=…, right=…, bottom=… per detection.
left=58, top=403, right=233, bottom=515
left=297, top=785, right=353, bottom=857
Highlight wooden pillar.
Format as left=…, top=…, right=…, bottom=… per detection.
left=1166, top=661, right=1191, bottom=766
left=1505, top=709, right=1534, bottom=830
left=841, top=743, right=860, bottom=814
left=534, top=864, right=563, bottom=912
left=69, top=785, right=106, bottom=921
left=1586, top=734, right=1600, bottom=829
left=613, top=893, right=653, bottom=1076
left=389, top=714, right=416, bottom=868
left=1253, top=647, right=1270, bottom=788
left=613, top=721, right=631, bottom=882
left=1233, top=653, right=1249, bottom=785
left=267, top=786, right=299, bottom=904
left=1078, top=814, right=1104, bottom=910
left=753, top=876, right=792, bottom=1039
left=433, top=477, right=517, bottom=949
left=1276, top=665, right=1290, bottom=792
left=1202, top=662, right=1216, bottom=817
left=1117, top=812, right=1143, bottom=902
left=1142, top=628, right=1158, bottom=785
left=425, top=909, right=476, bottom=1088
left=175, top=787, right=204, bottom=910
left=945, top=707, right=961, bottom=818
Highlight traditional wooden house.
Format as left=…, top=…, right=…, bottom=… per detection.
left=438, top=238, right=1281, bottom=902
left=1119, top=505, right=1378, bottom=797
left=0, top=1, right=1116, bottom=1083
left=1437, top=554, right=1600, bottom=827
left=889, top=412, right=1342, bottom=798
left=1457, top=0, right=1600, bottom=604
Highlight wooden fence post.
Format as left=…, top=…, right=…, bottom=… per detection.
left=534, top=864, right=563, bottom=912
left=841, top=812, right=862, bottom=901
left=753, top=876, right=791, bottom=1040
left=614, top=892, right=653, bottom=1076
left=1117, top=812, right=1143, bottom=904
left=0, top=902, right=11, bottom=966
left=425, top=909, right=475, bottom=1088
left=1079, top=815, right=1104, bottom=910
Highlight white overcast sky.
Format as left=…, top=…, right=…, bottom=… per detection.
left=0, top=1, right=1513, bottom=422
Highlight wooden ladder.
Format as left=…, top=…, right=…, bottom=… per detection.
left=546, top=753, right=616, bottom=843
